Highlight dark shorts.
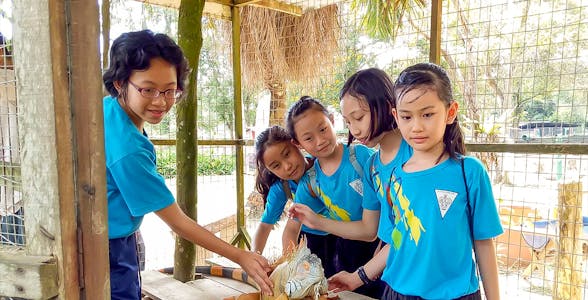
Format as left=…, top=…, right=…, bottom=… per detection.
left=109, top=233, right=141, bottom=300
left=382, top=285, right=481, bottom=300
left=335, top=237, right=385, bottom=299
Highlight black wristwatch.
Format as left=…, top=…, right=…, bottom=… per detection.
left=357, top=266, right=375, bottom=285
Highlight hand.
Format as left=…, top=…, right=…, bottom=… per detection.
left=288, top=203, right=321, bottom=229
left=235, top=250, right=274, bottom=295
left=327, top=270, right=362, bottom=293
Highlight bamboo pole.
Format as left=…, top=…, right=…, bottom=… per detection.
left=429, top=0, right=442, bottom=64
left=174, top=0, right=205, bottom=283
left=230, top=4, right=251, bottom=249
left=553, top=181, right=583, bottom=300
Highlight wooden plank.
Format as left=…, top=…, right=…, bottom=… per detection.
left=0, top=254, right=58, bottom=299
left=142, top=270, right=234, bottom=299
left=199, top=275, right=258, bottom=293
left=48, top=0, right=81, bottom=298
left=249, top=0, right=302, bottom=16
left=466, top=143, right=588, bottom=155
left=337, top=291, right=377, bottom=299
left=68, top=0, right=111, bottom=298
left=234, top=0, right=262, bottom=5
left=135, top=0, right=232, bottom=19
left=429, top=0, right=442, bottom=64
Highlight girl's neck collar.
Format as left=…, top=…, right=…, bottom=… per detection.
left=405, top=143, right=447, bottom=171
left=378, top=129, right=402, bottom=152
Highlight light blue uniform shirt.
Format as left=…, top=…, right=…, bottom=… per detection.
left=260, top=179, right=321, bottom=234
left=103, top=96, right=175, bottom=239
left=294, top=144, right=375, bottom=229
left=362, top=139, right=413, bottom=244
left=381, top=156, right=503, bottom=299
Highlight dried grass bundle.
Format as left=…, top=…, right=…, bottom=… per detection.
left=240, top=4, right=340, bottom=90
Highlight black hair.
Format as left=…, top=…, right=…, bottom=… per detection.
left=286, top=96, right=330, bottom=142
left=393, top=62, right=465, bottom=161
left=339, top=68, right=396, bottom=145
left=102, top=30, right=190, bottom=101
left=254, top=126, right=293, bottom=204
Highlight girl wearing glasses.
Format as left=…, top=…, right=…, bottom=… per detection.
left=102, top=30, right=273, bottom=299
left=288, top=68, right=411, bottom=296
left=379, top=63, right=502, bottom=300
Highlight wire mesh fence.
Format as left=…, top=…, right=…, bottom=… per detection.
left=0, top=26, right=24, bottom=249
left=0, top=0, right=587, bottom=298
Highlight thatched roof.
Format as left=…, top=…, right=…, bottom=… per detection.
left=136, top=0, right=343, bottom=19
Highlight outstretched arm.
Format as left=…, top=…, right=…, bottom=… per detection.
left=288, top=203, right=379, bottom=241
left=282, top=218, right=302, bottom=254
left=156, top=203, right=274, bottom=295
left=253, top=222, right=273, bottom=254
left=474, top=239, right=500, bottom=300
left=328, top=244, right=389, bottom=293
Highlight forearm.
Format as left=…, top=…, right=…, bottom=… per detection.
left=342, top=243, right=389, bottom=291
left=156, top=203, right=241, bottom=261
left=316, top=209, right=379, bottom=241
left=317, top=218, right=377, bottom=241
left=253, top=223, right=273, bottom=254
left=362, top=243, right=389, bottom=279
left=474, top=239, right=500, bottom=300
left=282, top=219, right=301, bottom=252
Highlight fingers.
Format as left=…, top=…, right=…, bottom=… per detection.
left=252, top=271, right=273, bottom=295
left=249, top=253, right=274, bottom=295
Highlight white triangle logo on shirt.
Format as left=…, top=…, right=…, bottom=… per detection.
left=435, top=189, right=458, bottom=218
left=349, top=179, right=363, bottom=196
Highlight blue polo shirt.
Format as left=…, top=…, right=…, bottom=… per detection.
left=103, top=96, right=175, bottom=239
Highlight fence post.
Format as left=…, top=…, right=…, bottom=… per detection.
left=553, top=181, right=583, bottom=300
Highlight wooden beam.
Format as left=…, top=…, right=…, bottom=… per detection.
left=249, top=0, right=302, bottom=16
left=135, top=0, right=232, bottom=18
left=68, top=0, right=110, bottom=298
left=429, top=0, right=442, bottom=64
left=135, top=0, right=302, bottom=17
left=48, top=0, right=81, bottom=298
left=466, top=143, right=588, bottom=155
left=0, top=254, right=58, bottom=299
left=234, top=0, right=262, bottom=6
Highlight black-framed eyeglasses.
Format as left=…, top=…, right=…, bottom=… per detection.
left=128, top=81, right=183, bottom=100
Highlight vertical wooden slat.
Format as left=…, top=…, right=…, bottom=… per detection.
left=429, top=0, right=442, bottom=64
left=231, top=5, right=251, bottom=249
left=68, top=0, right=110, bottom=298
left=48, top=0, right=80, bottom=298
left=554, top=181, right=583, bottom=300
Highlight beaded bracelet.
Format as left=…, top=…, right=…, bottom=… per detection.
left=357, top=266, right=374, bottom=285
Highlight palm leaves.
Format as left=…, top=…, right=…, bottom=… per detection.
left=352, top=0, right=426, bottom=40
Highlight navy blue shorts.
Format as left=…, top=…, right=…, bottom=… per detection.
left=335, top=237, right=385, bottom=299
left=109, top=233, right=141, bottom=300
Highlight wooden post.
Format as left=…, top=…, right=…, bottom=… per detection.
left=1, top=0, right=108, bottom=298
left=68, top=0, right=110, bottom=298
left=429, top=0, right=442, bottom=64
left=230, top=4, right=252, bottom=250
left=553, top=181, right=583, bottom=300
left=174, top=0, right=205, bottom=282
